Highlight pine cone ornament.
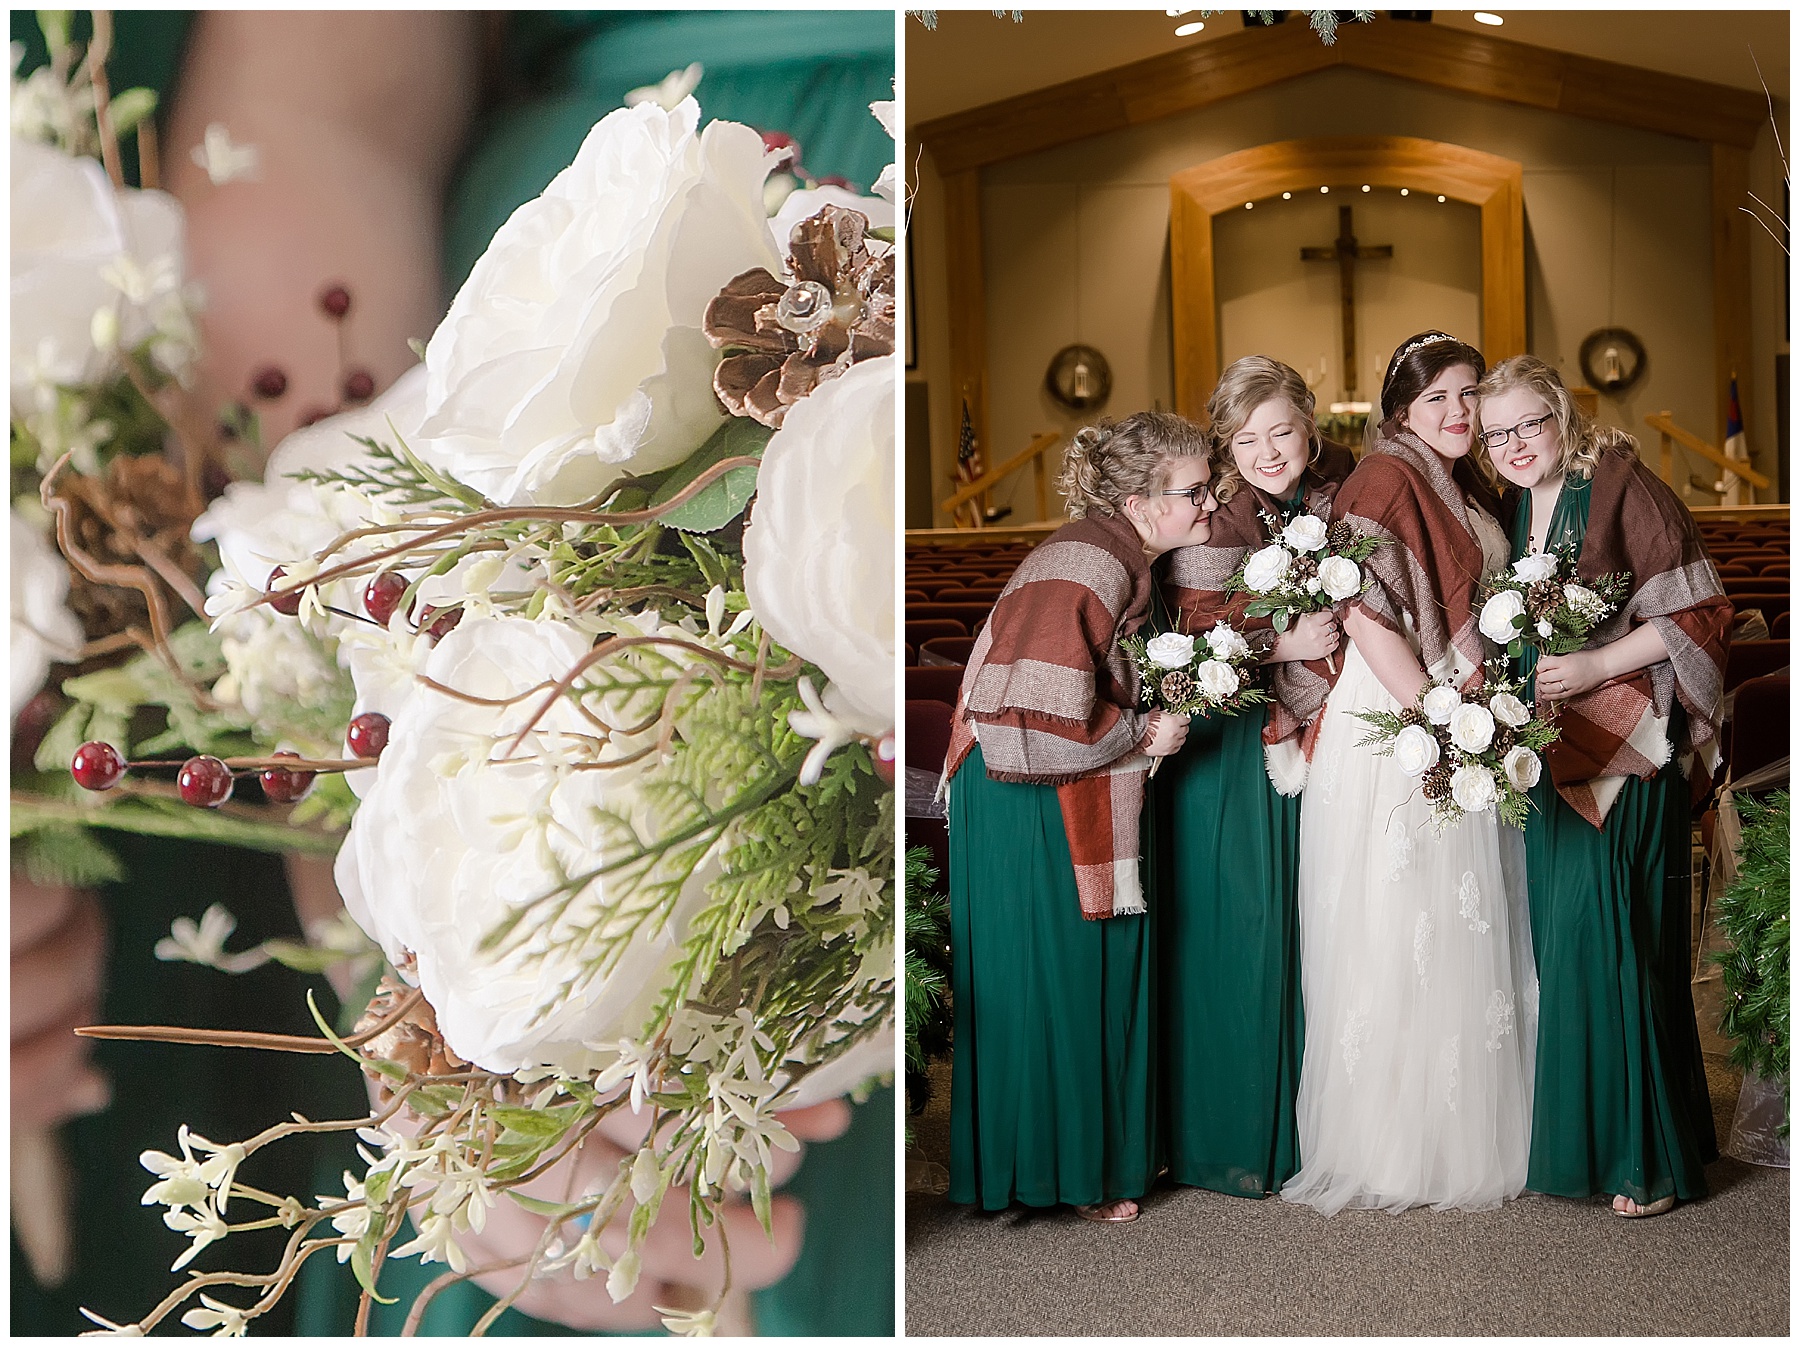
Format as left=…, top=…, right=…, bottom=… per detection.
left=355, top=976, right=472, bottom=1097
left=1158, top=670, right=1195, bottom=706
left=1327, top=520, right=1354, bottom=549
left=1493, top=726, right=1517, bottom=755
left=1422, top=761, right=1453, bottom=801
left=1528, top=580, right=1558, bottom=611
left=58, top=453, right=205, bottom=641
left=1399, top=707, right=1426, bottom=728
left=704, top=204, right=895, bottom=429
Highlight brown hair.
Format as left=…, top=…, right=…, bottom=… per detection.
left=1056, top=410, right=1209, bottom=520
left=1375, top=331, right=1487, bottom=443
left=1205, top=356, right=1320, bottom=505
left=1475, top=354, right=1625, bottom=481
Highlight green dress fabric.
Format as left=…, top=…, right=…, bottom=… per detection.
left=1510, top=479, right=1717, bottom=1205
left=947, top=743, right=1160, bottom=1210
left=1155, top=495, right=1306, bottom=1198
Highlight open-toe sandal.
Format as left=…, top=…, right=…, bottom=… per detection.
left=1611, top=1194, right=1676, bottom=1219
left=1075, top=1199, right=1139, bottom=1224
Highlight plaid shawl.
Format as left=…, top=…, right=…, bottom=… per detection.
left=1164, top=453, right=1352, bottom=795
left=1334, top=430, right=1493, bottom=692
left=944, top=511, right=1153, bottom=920
left=1541, top=444, right=1732, bottom=827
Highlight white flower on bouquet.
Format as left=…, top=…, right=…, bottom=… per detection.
left=1195, top=659, right=1241, bottom=700
left=1536, top=618, right=1553, bottom=638
left=743, top=356, right=894, bottom=730
left=1488, top=691, right=1530, bottom=729
left=11, top=507, right=83, bottom=718
left=1242, top=543, right=1293, bottom=592
left=1145, top=631, right=1197, bottom=669
left=1393, top=723, right=1441, bottom=776
left=1563, top=583, right=1607, bottom=621
left=1449, top=701, right=1496, bottom=754
left=1317, top=553, right=1363, bottom=601
left=1449, top=762, right=1499, bottom=813
left=1280, top=513, right=1329, bottom=553
left=420, top=98, right=781, bottom=506
left=1204, top=623, right=1253, bottom=661
left=1511, top=551, right=1558, bottom=584
left=1502, top=745, right=1542, bottom=790
left=1421, top=684, right=1463, bottom=726
left=1478, top=589, right=1526, bottom=646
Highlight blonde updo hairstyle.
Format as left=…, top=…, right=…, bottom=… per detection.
left=1056, top=410, right=1209, bottom=521
left=1474, top=354, right=1625, bottom=481
left=1205, top=355, right=1321, bottom=505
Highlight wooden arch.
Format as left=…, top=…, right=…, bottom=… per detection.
left=1170, top=136, right=1526, bottom=416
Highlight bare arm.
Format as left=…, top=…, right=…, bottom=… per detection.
left=167, top=12, right=481, bottom=448
left=1536, top=622, right=1671, bottom=700
left=1344, top=606, right=1428, bottom=707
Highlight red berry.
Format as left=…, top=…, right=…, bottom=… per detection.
left=259, top=751, right=315, bottom=804
left=177, top=755, right=234, bottom=808
left=343, top=369, right=376, bottom=403
left=419, top=605, right=463, bottom=643
left=251, top=366, right=288, bottom=399
left=266, top=565, right=303, bottom=617
left=319, top=284, right=352, bottom=319
left=346, top=712, right=390, bottom=760
left=71, top=741, right=127, bottom=791
left=364, top=571, right=409, bottom=626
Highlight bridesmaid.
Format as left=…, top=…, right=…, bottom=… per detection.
left=943, top=411, right=1213, bottom=1222
left=1476, top=355, right=1729, bottom=1216
left=1158, top=356, right=1350, bottom=1197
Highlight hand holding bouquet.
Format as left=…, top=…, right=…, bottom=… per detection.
left=1227, top=511, right=1383, bottom=673
left=1122, top=624, right=1267, bottom=777
left=1477, top=544, right=1630, bottom=659
left=1354, top=661, right=1559, bottom=831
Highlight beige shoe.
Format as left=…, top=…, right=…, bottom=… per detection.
left=1611, top=1194, right=1676, bottom=1218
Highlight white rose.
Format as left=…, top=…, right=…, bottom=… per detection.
left=1204, top=623, right=1252, bottom=661
left=1449, top=701, right=1496, bottom=754
left=1281, top=513, right=1329, bottom=553
left=1511, top=552, right=1558, bottom=584
left=334, top=616, right=707, bottom=1075
left=1536, top=619, right=1554, bottom=638
left=1488, top=692, right=1530, bottom=728
left=1503, top=745, right=1542, bottom=791
left=743, top=356, right=893, bottom=730
left=1145, top=631, right=1198, bottom=669
left=1393, top=723, right=1441, bottom=777
left=1304, top=576, right=1323, bottom=594
left=11, top=508, right=84, bottom=718
left=11, top=135, right=189, bottom=416
left=1195, top=659, right=1240, bottom=701
left=419, top=98, right=781, bottom=505
left=1421, top=685, right=1463, bottom=726
left=1317, top=554, right=1362, bottom=601
left=1242, top=543, right=1293, bottom=593
left=1449, top=763, right=1499, bottom=813
left=1479, top=590, right=1526, bottom=646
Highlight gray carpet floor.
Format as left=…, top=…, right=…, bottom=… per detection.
left=906, top=871, right=1791, bottom=1336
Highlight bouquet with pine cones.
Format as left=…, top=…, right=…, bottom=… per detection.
left=1477, top=543, right=1631, bottom=658
left=1226, top=511, right=1383, bottom=672
left=1353, top=661, right=1559, bottom=830
left=1122, top=623, right=1269, bottom=773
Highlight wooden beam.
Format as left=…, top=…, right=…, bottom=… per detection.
left=1644, top=411, right=1770, bottom=491
left=1711, top=143, right=1757, bottom=499
left=941, top=167, right=989, bottom=526
left=914, top=15, right=1769, bottom=175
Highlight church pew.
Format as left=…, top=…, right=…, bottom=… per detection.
left=906, top=665, right=965, bottom=706
left=1724, top=639, right=1788, bottom=693
left=905, top=699, right=954, bottom=887
left=921, top=635, right=977, bottom=666
left=1727, top=673, right=1788, bottom=786
left=932, top=584, right=1007, bottom=603
left=907, top=619, right=967, bottom=647
left=908, top=603, right=995, bottom=634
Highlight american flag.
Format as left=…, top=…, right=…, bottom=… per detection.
left=953, top=398, right=985, bottom=526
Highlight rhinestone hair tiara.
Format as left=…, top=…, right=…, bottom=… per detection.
left=1392, top=331, right=1461, bottom=364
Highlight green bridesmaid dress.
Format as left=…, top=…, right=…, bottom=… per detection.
left=947, top=743, right=1160, bottom=1210
left=1510, top=478, right=1717, bottom=1206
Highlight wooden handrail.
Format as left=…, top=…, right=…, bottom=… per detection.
left=941, top=432, right=1062, bottom=520
left=1643, top=411, right=1769, bottom=491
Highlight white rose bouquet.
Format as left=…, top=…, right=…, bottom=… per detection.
left=1353, top=661, right=1559, bottom=830
left=26, top=53, right=896, bottom=1338
left=1477, top=542, right=1631, bottom=658
left=1225, top=510, right=1384, bottom=673
left=1120, top=622, right=1268, bottom=776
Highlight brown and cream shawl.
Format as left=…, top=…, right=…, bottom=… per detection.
left=943, top=511, right=1153, bottom=920
left=1333, top=430, right=1494, bottom=693
left=1542, top=443, right=1732, bottom=827
left=1164, top=453, right=1352, bottom=795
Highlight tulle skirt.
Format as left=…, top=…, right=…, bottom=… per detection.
left=1282, top=645, right=1536, bottom=1215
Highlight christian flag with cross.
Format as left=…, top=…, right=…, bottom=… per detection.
left=1719, top=376, right=1750, bottom=505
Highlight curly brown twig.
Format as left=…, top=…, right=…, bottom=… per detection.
left=86, top=11, right=123, bottom=189
left=77, top=985, right=426, bottom=1054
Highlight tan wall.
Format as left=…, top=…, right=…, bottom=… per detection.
left=911, top=65, right=1787, bottom=523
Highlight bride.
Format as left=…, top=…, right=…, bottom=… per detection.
left=1282, top=333, right=1536, bottom=1215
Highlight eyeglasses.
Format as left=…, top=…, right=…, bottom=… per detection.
left=1161, top=481, right=1217, bottom=509
left=1477, top=413, right=1556, bottom=451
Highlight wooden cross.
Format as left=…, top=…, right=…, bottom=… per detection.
left=1301, top=204, right=1392, bottom=399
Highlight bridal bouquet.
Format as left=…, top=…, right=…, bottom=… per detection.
left=18, top=38, right=894, bottom=1337
left=1227, top=511, right=1382, bottom=672
left=1122, top=624, right=1268, bottom=720
left=1477, top=544, right=1631, bottom=659
left=1354, top=662, right=1559, bottom=830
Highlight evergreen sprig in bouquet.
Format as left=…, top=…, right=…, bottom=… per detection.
left=1354, top=661, right=1559, bottom=830
left=15, top=38, right=896, bottom=1336
left=1477, top=543, right=1631, bottom=659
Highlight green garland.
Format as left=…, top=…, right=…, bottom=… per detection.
left=1711, top=790, right=1790, bottom=1132
left=903, top=847, right=952, bottom=1118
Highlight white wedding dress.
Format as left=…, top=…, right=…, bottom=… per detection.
left=1282, top=508, right=1536, bottom=1215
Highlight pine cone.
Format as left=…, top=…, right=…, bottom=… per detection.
left=355, top=976, right=471, bottom=1092
left=1399, top=707, right=1426, bottom=728
left=1327, top=520, right=1354, bottom=549
left=58, top=454, right=205, bottom=641
left=704, top=204, right=895, bottom=429
left=1493, top=727, right=1517, bottom=755
left=1421, top=762, right=1453, bottom=801
left=1158, top=670, right=1195, bottom=706
left=1528, top=580, right=1558, bottom=611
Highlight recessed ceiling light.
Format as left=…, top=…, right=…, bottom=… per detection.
left=1400, top=188, right=1410, bottom=196
left=1174, top=20, right=1205, bottom=36
left=1320, top=185, right=1330, bottom=193
left=1282, top=191, right=1292, bottom=200
left=1361, top=184, right=1371, bottom=193
left=1437, top=194, right=1447, bottom=202
left=1474, top=12, right=1503, bottom=25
